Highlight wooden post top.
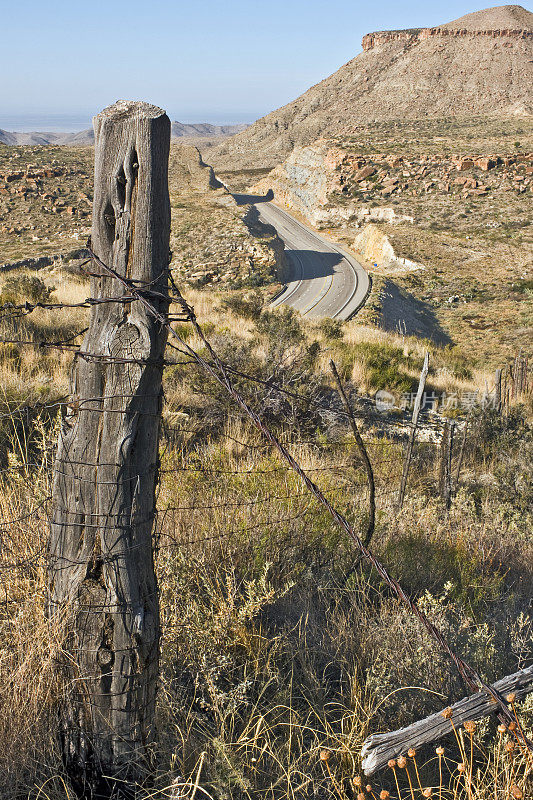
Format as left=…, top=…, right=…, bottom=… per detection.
left=94, top=100, right=168, bottom=125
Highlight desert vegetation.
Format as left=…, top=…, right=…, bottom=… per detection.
left=252, top=117, right=533, bottom=367
left=0, top=104, right=531, bottom=798
left=1, top=0, right=532, bottom=796
left=0, top=251, right=531, bottom=797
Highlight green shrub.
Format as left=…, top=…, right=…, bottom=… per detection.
left=511, top=278, right=533, bottom=294
left=352, top=341, right=415, bottom=394
left=382, top=530, right=504, bottom=609
left=319, top=318, right=344, bottom=340
left=0, top=275, right=54, bottom=305
left=222, top=292, right=263, bottom=321
left=256, top=307, right=304, bottom=345
left=438, top=347, right=474, bottom=380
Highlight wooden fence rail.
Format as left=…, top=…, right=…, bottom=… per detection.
left=361, top=664, right=533, bottom=776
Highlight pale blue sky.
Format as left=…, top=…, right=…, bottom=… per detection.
left=1, top=0, right=530, bottom=126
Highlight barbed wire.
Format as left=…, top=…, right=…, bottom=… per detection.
left=81, top=245, right=525, bottom=739
left=1, top=243, right=530, bottom=750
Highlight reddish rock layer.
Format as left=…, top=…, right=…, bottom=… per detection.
left=362, top=26, right=532, bottom=50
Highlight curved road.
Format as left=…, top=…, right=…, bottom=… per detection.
left=238, top=197, right=370, bottom=320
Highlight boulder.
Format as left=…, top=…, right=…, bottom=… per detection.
left=354, top=165, right=376, bottom=181
left=475, top=156, right=496, bottom=170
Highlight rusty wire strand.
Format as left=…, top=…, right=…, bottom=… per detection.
left=82, top=247, right=530, bottom=745
left=1, top=242, right=525, bottom=745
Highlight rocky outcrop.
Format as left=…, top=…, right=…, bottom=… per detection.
left=255, top=142, right=533, bottom=225
left=253, top=143, right=345, bottom=224
left=363, top=26, right=532, bottom=50
left=352, top=224, right=424, bottom=273
left=362, top=5, right=533, bottom=49
left=253, top=143, right=416, bottom=227
left=362, top=29, right=422, bottom=50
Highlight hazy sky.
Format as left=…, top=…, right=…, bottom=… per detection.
left=2, top=0, right=531, bottom=125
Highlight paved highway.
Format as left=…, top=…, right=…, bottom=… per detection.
left=241, top=198, right=370, bottom=320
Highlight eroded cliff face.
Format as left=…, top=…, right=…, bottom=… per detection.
left=253, top=144, right=345, bottom=225
left=362, top=26, right=532, bottom=50
left=352, top=223, right=423, bottom=272
left=253, top=143, right=414, bottom=228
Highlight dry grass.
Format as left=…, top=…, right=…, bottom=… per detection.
left=0, top=398, right=530, bottom=798
left=249, top=116, right=533, bottom=367
left=0, top=137, right=530, bottom=796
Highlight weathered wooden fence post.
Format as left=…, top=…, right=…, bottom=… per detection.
left=361, top=664, right=533, bottom=776
left=329, top=360, right=375, bottom=547
left=494, top=367, right=502, bottom=413
left=439, top=419, right=454, bottom=510
left=397, top=352, right=429, bottom=510
left=48, top=101, right=171, bottom=795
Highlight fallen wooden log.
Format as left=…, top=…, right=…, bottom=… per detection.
left=361, top=664, right=533, bottom=776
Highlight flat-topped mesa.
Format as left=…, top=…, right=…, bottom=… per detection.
left=362, top=29, right=422, bottom=50
left=362, top=26, right=532, bottom=50
left=213, top=5, right=533, bottom=168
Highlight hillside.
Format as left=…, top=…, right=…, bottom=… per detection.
left=0, top=138, right=532, bottom=796
left=0, top=120, right=248, bottom=147
left=0, top=129, right=95, bottom=146
left=0, top=105, right=532, bottom=800
left=170, top=121, right=248, bottom=138
left=251, top=116, right=533, bottom=364
left=440, top=3, right=532, bottom=28
left=213, top=4, right=533, bottom=169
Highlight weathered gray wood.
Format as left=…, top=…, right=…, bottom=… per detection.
left=494, top=368, right=502, bottom=413
left=454, top=420, right=468, bottom=490
left=439, top=420, right=454, bottom=510
left=330, top=360, right=375, bottom=547
left=397, top=352, right=429, bottom=509
left=361, top=665, right=533, bottom=776
left=48, top=101, right=170, bottom=792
